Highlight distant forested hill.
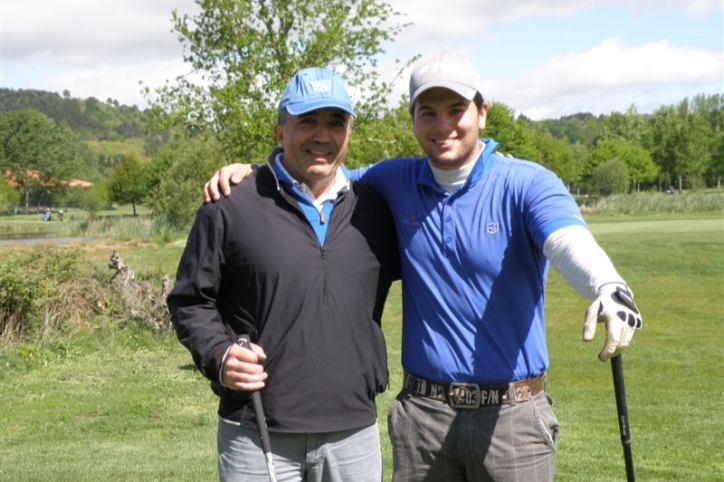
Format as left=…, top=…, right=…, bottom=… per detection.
left=0, top=88, right=151, bottom=141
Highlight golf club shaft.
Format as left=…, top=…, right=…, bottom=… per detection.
left=251, top=391, right=277, bottom=482
left=611, top=354, right=635, bottom=482
left=238, top=336, right=278, bottom=482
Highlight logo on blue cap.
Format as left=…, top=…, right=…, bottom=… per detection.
left=278, top=68, right=355, bottom=117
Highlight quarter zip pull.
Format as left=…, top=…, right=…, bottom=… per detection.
left=320, top=211, right=326, bottom=224
left=321, top=246, right=329, bottom=306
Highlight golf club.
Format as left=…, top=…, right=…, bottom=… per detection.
left=611, top=354, right=635, bottom=482
left=238, top=335, right=278, bottom=482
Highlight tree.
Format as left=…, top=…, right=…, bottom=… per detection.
left=485, top=102, right=538, bottom=160
left=694, top=94, right=724, bottom=187
left=586, top=139, right=657, bottom=190
left=145, top=0, right=410, bottom=164
left=530, top=131, right=578, bottom=186
left=600, top=105, right=646, bottom=145
left=677, top=109, right=712, bottom=189
left=146, top=133, right=226, bottom=229
left=706, top=126, right=724, bottom=187
left=0, top=175, right=20, bottom=213
left=106, top=154, right=149, bottom=216
left=645, top=105, right=679, bottom=187
left=624, top=144, right=659, bottom=191
left=0, top=109, right=84, bottom=211
left=347, top=101, right=420, bottom=167
left=591, top=158, right=629, bottom=196
left=644, top=97, right=721, bottom=190
left=80, top=185, right=107, bottom=218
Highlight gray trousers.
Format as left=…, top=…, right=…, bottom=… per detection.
left=217, top=417, right=381, bottom=482
left=388, top=390, right=559, bottom=482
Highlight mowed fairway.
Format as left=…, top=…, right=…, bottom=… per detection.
left=0, top=214, right=722, bottom=481
left=543, top=215, right=723, bottom=481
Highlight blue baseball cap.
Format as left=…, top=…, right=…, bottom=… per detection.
left=278, top=67, right=355, bottom=118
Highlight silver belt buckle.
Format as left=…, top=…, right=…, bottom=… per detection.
left=448, top=383, right=481, bottom=409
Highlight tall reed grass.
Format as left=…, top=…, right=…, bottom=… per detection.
left=586, top=191, right=724, bottom=214
left=72, top=215, right=180, bottom=243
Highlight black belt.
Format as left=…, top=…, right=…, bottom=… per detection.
left=403, top=371, right=546, bottom=409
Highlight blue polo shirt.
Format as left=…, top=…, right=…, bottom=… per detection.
left=351, top=139, right=585, bottom=384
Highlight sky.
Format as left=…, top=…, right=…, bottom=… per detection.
left=2, top=0, right=722, bottom=120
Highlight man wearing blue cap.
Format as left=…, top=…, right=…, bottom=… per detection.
left=168, top=67, right=400, bottom=482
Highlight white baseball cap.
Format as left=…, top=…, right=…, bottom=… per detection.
left=409, top=51, right=482, bottom=105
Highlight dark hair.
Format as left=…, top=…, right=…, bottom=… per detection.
left=473, top=92, right=485, bottom=109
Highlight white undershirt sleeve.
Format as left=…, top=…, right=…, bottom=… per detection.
left=542, top=225, right=627, bottom=301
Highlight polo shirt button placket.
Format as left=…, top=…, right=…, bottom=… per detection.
left=441, top=203, right=456, bottom=257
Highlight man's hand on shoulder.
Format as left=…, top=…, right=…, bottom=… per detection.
left=203, top=163, right=257, bottom=203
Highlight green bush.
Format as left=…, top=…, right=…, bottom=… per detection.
left=0, top=175, right=20, bottom=213
left=146, top=133, right=224, bottom=230
left=0, top=267, right=39, bottom=337
left=590, top=158, right=629, bottom=195
left=0, top=246, right=125, bottom=341
left=1, top=247, right=78, bottom=339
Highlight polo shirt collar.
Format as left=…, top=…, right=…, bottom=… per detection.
left=418, top=139, right=499, bottom=191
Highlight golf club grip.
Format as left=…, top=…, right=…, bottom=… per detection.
left=236, top=335, right=274, bottom=456
left=251, top=392, right=273, bottom=453
left=611, top=354, right=635, bottom=482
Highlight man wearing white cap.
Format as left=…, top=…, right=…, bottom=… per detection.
left=203, top=52, right=643, bottom=482
left=169, top=67, right=400, bottom=482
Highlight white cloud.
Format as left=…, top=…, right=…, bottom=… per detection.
left=1, top=0, right=721, bottom=117
left=2, top=0, right=199, bottom=105
left=387, top=0, right=721, bottom=47
left=485, top=38, right=723, bottom=119
left=20, top=60, right=189, bottom=107
left=3, top=0, right=196, bottom=63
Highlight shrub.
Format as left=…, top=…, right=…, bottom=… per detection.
left=590, top=158, right=629, bottom=196
left=0, top=175, right=20, bottom=213
left=0, top=246, right=173, bottom=343
left=1, top=247, right=84, bottom=339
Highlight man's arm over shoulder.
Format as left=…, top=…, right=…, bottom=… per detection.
left=349, top=157, right=419, bottom=199
left=351, top=181, right=402, bottom=282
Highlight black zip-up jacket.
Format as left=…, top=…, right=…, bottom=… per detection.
left=167, top=162, right=400, bottom=433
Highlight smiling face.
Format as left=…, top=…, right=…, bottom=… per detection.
left=411, top=87, right=488, bottom=171
left=274, top=108, right=352, bottom=197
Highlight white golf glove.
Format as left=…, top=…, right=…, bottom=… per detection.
left=583, top=284, right=642, bottom=361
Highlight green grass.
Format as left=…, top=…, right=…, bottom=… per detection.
left=546, top=213, right=724, bottom=481
left=0, top=332, right=218, bottom=481
left=1, top=212, right=723, bottom=481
